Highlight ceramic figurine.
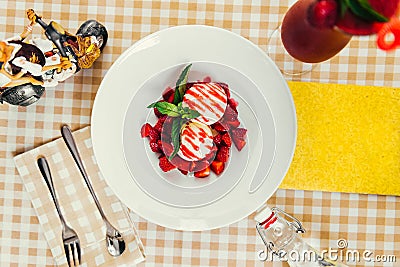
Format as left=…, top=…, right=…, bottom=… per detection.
left=0, top=9, right=108, bottom=106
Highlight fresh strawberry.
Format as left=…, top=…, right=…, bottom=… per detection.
left=194, top=166, right=210, bottom=178
left=212, top=122, right=228, bottom=132
left=204, top=145, right=217, bottom=161
left=150, top=141, right=162, bottom=153
left=179, top=169, right=188, bottom=175
left=148, top=128, right=160, bottom=142
left=190, top=160, right=210, bottom=172
left=216, top=146, right=230, bottom=162
left=226, top=119, right=240, bottom=128
left=159, top=156, right=176, bottom=172
left=307, top=0, right=338, bottom=29
left=222, top=132, right=232, bottom=147
left=162, top=87, right=175, bottom=101
left=213, top=134, right=223, bottom=146
left=210, top=160, right=225, bottom=175
left=140, top=123, right=153, bottom=138
left=231, top=128, right=247, bottom=151
left=160, top=141, right=174, bottom=156
left=228, top=98, right=239, bottom=111
left=170, top=156, right=191, bottom=171
left=154, top=116, right=167, bottom=133
left=217, top=82, right=230, bottom=98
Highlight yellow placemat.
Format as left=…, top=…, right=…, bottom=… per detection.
left=280, top=81, right=400, bottom=196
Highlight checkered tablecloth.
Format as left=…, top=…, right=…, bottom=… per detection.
left=0, top=0, right=399, bottom=266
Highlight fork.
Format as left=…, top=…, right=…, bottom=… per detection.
left=37, top=157, right=81, bottom=267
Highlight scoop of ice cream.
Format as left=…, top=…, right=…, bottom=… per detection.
left=178, top=121, right=214, bottom=161
left=182, top=83, right=228, bottom=125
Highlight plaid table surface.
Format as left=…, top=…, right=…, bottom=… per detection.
left=0, top=0, right=399, bottom=266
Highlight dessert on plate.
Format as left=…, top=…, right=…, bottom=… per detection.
left=140, top=64, right=248, bottom=178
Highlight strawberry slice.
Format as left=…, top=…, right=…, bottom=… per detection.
left=159, top=156, right=176, bottom=172
left=226, top=119, right=240, bottom=128
left=150, top=141, right=162, bottom=153
left=170, top=155, right=191, bottom=171
left=213, top=134, right=223, bottom=146
left=212, top=122, right=228, bottom=132
left=140, top=123, right=153, bottom=138
left=228, top=98, right=239, bottom=111
left=231, top=128, right=247, bottom=151
left=216, top=146, right=230, bottom=162
left=162, top=87, right=175, bottom=101
left=194, top=166, right=210, bottom=178
left=153, top=115, right=167, bottom=133
left=148, top=128, right=160, bottom=142
left=222, top=132, right=232, bottom=147
left=210, top=160, right=225, bottom=175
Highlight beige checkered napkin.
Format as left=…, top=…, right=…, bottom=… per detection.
left=13, top=126, right=145, bottom=266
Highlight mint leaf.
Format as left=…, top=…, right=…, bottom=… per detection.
left=181, top=107, right=201, bottom=119
left=173, top=64, right=192, bottom=104
left=147, top=102, right=180, bottom=117
left=168, top=118, right=185, bottom=160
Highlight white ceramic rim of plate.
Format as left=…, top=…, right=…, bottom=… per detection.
left=91, top=25, right=297, bottom=231
left=122, top=61, right=275, bottom=208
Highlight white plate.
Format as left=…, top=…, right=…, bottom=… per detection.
left=122, top=61, right=275, bottom=208
left=91, top=25, right=296, bottom=231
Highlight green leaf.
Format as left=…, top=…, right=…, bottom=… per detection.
left=147, top=101, right=180, bottom=117
left=343, top=0, right=388, bottom=22
left=180, top=107, right=201, bottom=119
left=358, top=0, right=388, bottom=22
left=173, top=64, right=192, bottom=104
left=168, top=118, right=185, bottom=160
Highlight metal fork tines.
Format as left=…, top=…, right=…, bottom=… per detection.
left=37, top=157, right=81, bottom=266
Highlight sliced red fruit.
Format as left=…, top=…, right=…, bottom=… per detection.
left=224, top=105, right=238, bottom=119
left=148, top=128, right=160, bottom=142
left=213, top=134, right=223, bottom=146
left=179, top=169, right=188, bottom=175
left=194, top=166, right=210, bottom=178
left=204, top=145, right=217, bottom=162
left=160, top=141, right=174, bottom=156
left=159, top=156, right=176, bottom=172
left=212, top=122, right=228, bottom=132
left=153, top=115, right=167, bottom=133
left=226, top=119, right=240, bottom=128
left=140, top=123, right=153, bottom=138
left=170, top=156, right=191, bottom=171
left=222, top=132, right=232, bottom=147
left=150, top=141, right=162, bottom=153
left=231, top=128, right=247, bottom=151
left=190, top=160, right=209, bottom=172
left=307, top=0, right=338, bottom=29
left=216, top=146, right=230, bottom=162
left=210, top=160, right=225, bottom=175
left=228, top=98, right=239, bottom=111
left=162, top=87, right=175, bottom=101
